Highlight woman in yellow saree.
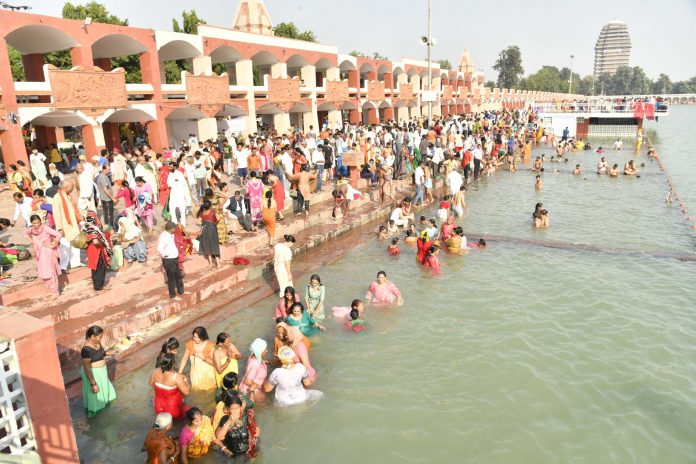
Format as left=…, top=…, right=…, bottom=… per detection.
left=179, top=407, right=215, bottom=463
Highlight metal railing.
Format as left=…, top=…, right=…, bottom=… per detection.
left=535, top=101, right=669, bottom=114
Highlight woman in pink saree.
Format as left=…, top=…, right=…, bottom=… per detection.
left=24, top=214, right=62, bottom=296
left=246, top=171, right=264, bottom=226
left=365, top=270, right=403, bottom=305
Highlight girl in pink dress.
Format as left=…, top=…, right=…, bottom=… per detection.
left=365, top=271, right=403, bottom=305
left=24, top=214, right=61, bottom=296
left=246, top=172, right=264, bottom=225
left=240, top=338, right=268, bottom=403
left=134, top=177, right=155, bottom=231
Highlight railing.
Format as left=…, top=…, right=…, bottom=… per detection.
left=0, top=339, right=36, bottom=455
left=535, top=101, right=669, bottom=114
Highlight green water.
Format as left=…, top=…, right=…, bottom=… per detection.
left=71, top=107, right=696, bottom=464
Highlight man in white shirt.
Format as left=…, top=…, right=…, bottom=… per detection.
left=76, top=163, right=96, bottom=215
left=389, top=205, right=413, bottom=228
left=157, top=222, right=184, bottom=299
left=473, top=144, right=483, bottom=178
left=311, top=146, right=325, bottom=192
left=413, top=161, right=425, bottom=206
left=166, top=165, right=192, bottom=227
left=613, top=138, right=623, bottom=150
left=448, top=169, right=463, bottom=197
left=11, top=192, right=33, bottom=227
left=233, top=143, right=250, bottom=185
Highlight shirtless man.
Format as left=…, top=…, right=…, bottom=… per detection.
left=452, top=185, right=467, bottom=217
left=535, top=175, right=543, bottom=191
left=532, top=157, right=543, bottom=172
left=624, top=160, right=637, bottom=176
left=572, top=164, right=582, bottom=176
left=608, top=164, right=620, bottom=177
left=597, top=157, right=608, bottom=174
left=376, top=162, right=389, bottom=204
left=288, top=165, right=318, bottom=215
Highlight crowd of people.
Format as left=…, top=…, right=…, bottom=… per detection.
left=2, top=102, right=656, bottom=460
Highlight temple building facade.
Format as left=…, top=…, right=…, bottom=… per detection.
left=0, top=0, right=574, bottom=164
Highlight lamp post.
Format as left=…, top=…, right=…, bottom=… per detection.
left=568, top=54, right=574, bottom=95
left=427, top=0, right=432, bottom=123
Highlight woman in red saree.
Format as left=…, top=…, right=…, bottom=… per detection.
left=174, top=224, right=193, bottom=271
left=149, top=353, right=191, bottom=420
left=159, top=164, right=170, bottom=207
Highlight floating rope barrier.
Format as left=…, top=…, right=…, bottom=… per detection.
left=465, top=233, right=696, bottom=262
left=644, top=134, right=695, bottom=237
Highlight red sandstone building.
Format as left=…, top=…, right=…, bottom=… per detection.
left=0, top=0, right=575, bottom=165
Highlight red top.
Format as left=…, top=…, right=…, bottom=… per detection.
left=439, top=201, right=450, bottom=209
left=424, top=254, right=440, bottom=272
left=388, top=245, right=400, bottom=256
left=462, top=150, right=473, bottom=166
left=200, top=210, right=218, bottom=223
left=416, top=239, right=433, bottom=264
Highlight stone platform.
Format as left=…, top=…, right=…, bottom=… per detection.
left=3, top=177, right=424, bottom=396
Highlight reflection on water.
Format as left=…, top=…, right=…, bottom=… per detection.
left=72, top=108, right=696, bottom=463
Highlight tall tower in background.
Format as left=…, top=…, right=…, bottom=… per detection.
left=593, top=20, right=631, bottom=78
left=233, top=0, right=274, bottom=35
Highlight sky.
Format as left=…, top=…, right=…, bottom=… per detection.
left=18, top=0, right=696, bottom=81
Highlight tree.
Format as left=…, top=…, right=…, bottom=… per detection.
left=437, top=59, right=452, bottom=70
left=651, top=74, right=672, bottom=94
left=628, top=66, right=650, bottom=94
left=172, top=9, right=206, bottom=35
left=62, top=1, right=128, bottom=25
left=575, top=75, right=594, bottom=96
left=371, top=52, right=389, bottom=60
left=520, top=66, right=563, bottom=92
left=8, top=45, right=25, bottom=81
left=272, top=22, right=316, bottom=42
left=492, top=46, right=523, bottom=89
left=485, top=80, right=495, bottom=88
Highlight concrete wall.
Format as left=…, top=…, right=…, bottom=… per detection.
left=0, top=311, right=79, bottom=464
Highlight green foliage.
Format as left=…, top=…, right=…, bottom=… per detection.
left=8, top=46, right=25, bottom=81
left=62, top=1, right=129, bottom=25
left=163, top=60, right=191, bottom=84
left=493, top=46, right=524, bottom=89
left=45, top=50, right=72, bottom=70
left=348, top=50, right=388, bottom=60
left=438, top=59, right=452, bottom=70
left=172, top=9, right=206, bottom=35
left=485, top=80, right=495, bottom=88
left=273, top=22, right=317, bottom=42
left=651, top=74, right=672, bottom=94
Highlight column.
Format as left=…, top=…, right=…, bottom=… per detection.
left=383, top=105, right=394, bottom=121
left=367, top=108, right=378, bottom=125
left=0, top=38, right=28, bottom=164
left=101, top=122, right=121, bottom=150
left=139, top=49, right=167, bottom=151
left=70, top=45, right=94, bottom=68
left=21, top=53, right=45, bottom=81
left=271, top=62, right=290, bottom=134
left=81, top=124, right=106, bottom=155
left=384, top=72, right=394, bottom=91
left=325, top=67, right=342, bottom=128
left=94, top=57, right=112, bottom=71
left=236, top=59, right=257, bottom=135
left=410, top=75, right=422, bottom=118
left=397, top=105, right=409, bottom=123
left=301, top=65, right=318, bottom=133
left=224, top=63, right=237, bottom=85
left=190, top=57, right=219, bottom=141
left=347, top=69, right=359, bottom=89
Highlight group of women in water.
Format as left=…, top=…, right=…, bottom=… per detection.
left=80, top=264, right=404, bottom=462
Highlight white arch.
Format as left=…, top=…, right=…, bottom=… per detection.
left=338, top=59, right=356, bottom=72
left=5, top=24, right=78, bottom=54
left=286, top=54, right=310, bottom=68
left=156, top=31, right=203, bottom=61
left=165, top=106, right=206, bottom=120
left=251, top=50, right=280, bottom=66
left=20, top=108, right=96, bottom=127
left=92, top=34, right=149, bottom=59
left=359, top=62, right=375, bottom=73
left=210, top=45, right=244, bottom=64
left=361, top=100, right=377, bottom=109
left=98, top=106, right=157, bottom=124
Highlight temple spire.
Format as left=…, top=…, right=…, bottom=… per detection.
left=232, top=0, right=274, bottom=35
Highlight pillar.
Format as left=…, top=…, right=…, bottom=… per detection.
left=34, top=127, right=65, bottom=151
left=70, top=46, right=94, bottom=68
left=347, top=69, right=359, bottom=89
left=21, top=53, right=45, bottom=81
left=384, top=72, right=394, bottom=90
left=138, top=50, right=168, bottom=149
left=397, top=106, right=409, bottom=123
left=190, top=57, right=219, bottom=141
left=383, top=106, right=394, bottom=122
left=81, top=124, right=106, bottom=156
left=349, top=109, right=360, bottom=124
left=93, top=57, right=111, bottom=71
left=0, top=38, right=28, bottom=164
left=102, top=122, right=121, bottom=150
left=271, top=63, right=290, bottom=134
left=300, top=65, right=319, bottom=133
left=0, top=310, right=80, bottom=463
left=367, top=108, right=378, bottom=125
left=236, top=59, right=257, bottom=135
left=325, top=67, right=342, bottom=129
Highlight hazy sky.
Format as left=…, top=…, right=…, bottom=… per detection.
left=22, top=0, right=696, bottom=81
